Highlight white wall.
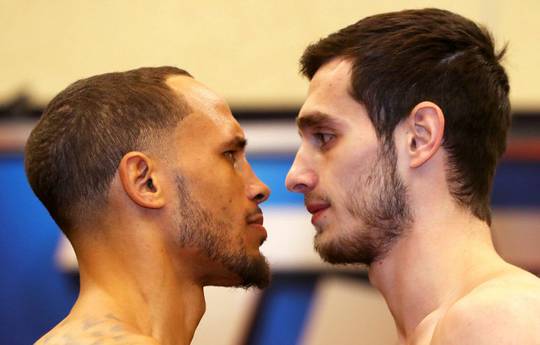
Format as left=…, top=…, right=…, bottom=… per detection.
left=1, top=0, right=539, bottom=110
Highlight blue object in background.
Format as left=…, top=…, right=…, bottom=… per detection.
left=492, top=160, right=540, bottom=207
left=0, top=155, right=78, bottom=345
left=247, top=155, right=304, bottom=206
left=1, top=154, right=539, bottom=344
left=245, top=273, right=318, bottom=345
left=0, top=154, right=308, bottom=344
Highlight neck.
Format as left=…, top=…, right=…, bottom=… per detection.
left=71, top=221, right=206, bottom=345
left=368, top=201, right=507, bottom=340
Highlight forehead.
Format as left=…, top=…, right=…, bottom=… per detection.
left=308, top=58, right=353, bottom=98
left=166, top=75, right=244, bottom=140
left=298, top=58, right=371, bottom=129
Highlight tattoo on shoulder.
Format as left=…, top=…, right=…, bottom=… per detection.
left=37, top=313, right=152, bottom=345
left=104, top=313, right=122, bottom=322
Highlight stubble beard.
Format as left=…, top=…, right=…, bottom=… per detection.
left=314, top=141, right=412, bottom=266
left=173, top=175, right=270, bottom=289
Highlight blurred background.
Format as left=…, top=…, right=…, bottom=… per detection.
left=0, top=1, right=539, bottom=344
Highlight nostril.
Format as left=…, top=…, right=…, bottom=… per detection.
left=254, top=192, right=265, bottom=202
left=285, top=176, right=296, bottom=192
left=286, top=178, right=305, bottom=193
left=286, top=167, right=316, bottom=194
left=292, top=183, right=308, bottom=194
left=253, top=184, right=270, bottom=202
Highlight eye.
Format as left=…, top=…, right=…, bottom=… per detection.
left=224, top=150, right=237, bottom=163
left=313, top=132, right=335, bottom=147
left=224, top=151, right=243, bottom=170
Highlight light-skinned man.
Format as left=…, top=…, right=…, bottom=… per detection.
left=286, top=8, right=540, bottom=345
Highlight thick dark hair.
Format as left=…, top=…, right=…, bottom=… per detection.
left=300, top=8, right=510, bottom=224
left=25, top=66, right=193, bottom=231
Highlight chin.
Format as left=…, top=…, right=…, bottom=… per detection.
left=314, top=232, right=342, bottom=264
left=205, top=253, right=271, bottom=289
left=314, top=229, right=376, bottom=266
left=237, top=255, right=271, bottom=289
left=204, top=274, right=244, bottom=287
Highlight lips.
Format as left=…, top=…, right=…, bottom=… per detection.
left=246, top=211, right=267, bottom=245
left=306, top=203, right=330, bottom=214
left=246, top=212, right=264, bottom=226
left=305, top=202, right=331, bottom=225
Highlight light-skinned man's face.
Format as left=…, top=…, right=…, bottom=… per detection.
left=286, top=58, right=411, bottom=265
left=163, top=76, right=271, bottom=288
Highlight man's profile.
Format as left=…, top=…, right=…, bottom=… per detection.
left=25, top=66, right=270, bottom=345
left=286, top=8, right=540, bottom=344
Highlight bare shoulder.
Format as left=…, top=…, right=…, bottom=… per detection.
left=431, top=271, right=540, bottom=345
left=34, top=314, right=160, bottom=345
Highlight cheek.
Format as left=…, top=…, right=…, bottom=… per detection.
left=325, top=147, right=373, bottom=192
left=208, top=181, right=246, bottom=219
left=218, top=197, right=242, bottom=219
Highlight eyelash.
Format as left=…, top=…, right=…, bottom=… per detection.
left=225, top=151, right=243, bottom=170
left=224, top=151, right=237, bottom=163
left=313, top=132, right=335, bottom=147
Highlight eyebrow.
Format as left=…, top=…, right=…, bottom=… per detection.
left=225, top=135, right=247, bottom=150
left=296, top=112, right=340, bottom=131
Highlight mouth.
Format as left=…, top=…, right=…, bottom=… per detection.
left=246, top=211, right=267, bottom=245
left=306, top=202, right=331, bottom=225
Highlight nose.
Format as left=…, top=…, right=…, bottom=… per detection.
left=245, top=164, right=271, bottom=204
left=286, top=149, right=317, bottom=194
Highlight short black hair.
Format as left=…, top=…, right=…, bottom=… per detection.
left=300, top=8, right=510, bottom=224
left=25, top=66, right=193, bottom=231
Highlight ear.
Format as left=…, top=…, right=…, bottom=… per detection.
left=118, top=152, right=166, bottom=209
left=406, top=101, right=445, bottom=168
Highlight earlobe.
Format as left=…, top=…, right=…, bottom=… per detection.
left=118, top=152, right=166, bottom=209
left=407, top=101, right=445, bottom=168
